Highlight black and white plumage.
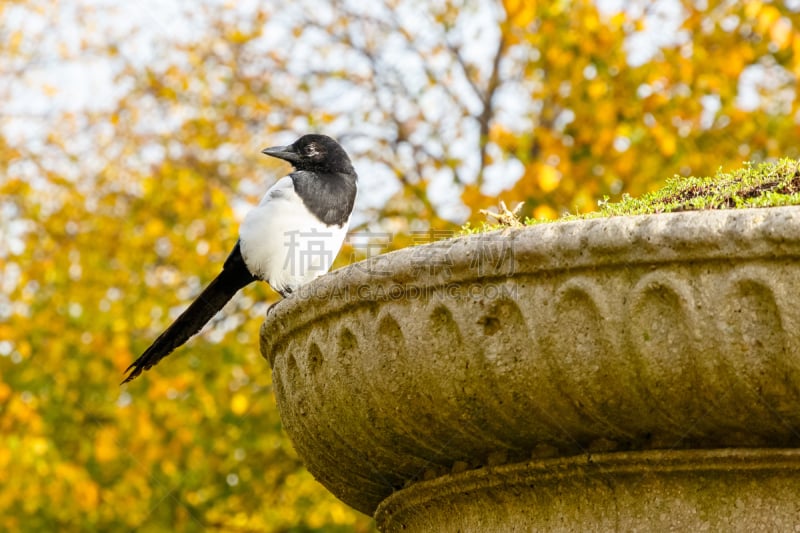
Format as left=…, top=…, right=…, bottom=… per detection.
left=122, top=134, right=357, bottom=384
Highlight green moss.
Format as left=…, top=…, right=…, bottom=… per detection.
left=583, top=158, right=800, bottom=219
left=463, top=159, right=800, bottom=234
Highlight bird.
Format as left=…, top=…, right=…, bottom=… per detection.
left=122, top=134, right=358, bottom=384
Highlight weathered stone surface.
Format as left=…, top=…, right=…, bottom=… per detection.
left=260, top=206, right=800, bottom=520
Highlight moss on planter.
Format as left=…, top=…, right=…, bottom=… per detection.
left=465, top=158, right=800, bottom=234
left=588, top=158, right=800, bottom=218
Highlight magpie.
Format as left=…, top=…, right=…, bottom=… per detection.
left=122, top=134, right=358, bottom=384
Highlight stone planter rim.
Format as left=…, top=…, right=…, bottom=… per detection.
left=263, top=206, right=800, bottom=362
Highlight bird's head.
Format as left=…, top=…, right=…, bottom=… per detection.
left=261, top=134, right=354, bottom=174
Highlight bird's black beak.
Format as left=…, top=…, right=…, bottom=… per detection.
left=261, top=145, right=299, bottom=164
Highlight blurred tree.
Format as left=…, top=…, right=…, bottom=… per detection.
left=1, top=0, right=800, bottom=531
left=495, top=0, right=800, bottom=220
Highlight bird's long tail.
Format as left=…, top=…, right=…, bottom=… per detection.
left=122, top=242, right=256, bottom=384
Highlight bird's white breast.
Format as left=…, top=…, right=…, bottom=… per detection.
left=239, top=176, right=349, bottom=295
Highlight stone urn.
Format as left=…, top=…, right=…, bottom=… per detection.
left=261, top=206, right=800, bottom=531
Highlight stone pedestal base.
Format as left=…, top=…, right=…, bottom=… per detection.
left=376, top=449, right=800, bottom=532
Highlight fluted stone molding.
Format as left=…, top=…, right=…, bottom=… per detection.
left=261, top=206, right=800, bottom=530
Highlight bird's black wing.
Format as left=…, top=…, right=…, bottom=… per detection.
left=122, top=241, right=256, bottom=384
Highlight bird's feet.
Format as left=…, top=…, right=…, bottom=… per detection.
left=267, top=287, right=293, bottom=315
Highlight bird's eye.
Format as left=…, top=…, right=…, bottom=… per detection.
left=304, top=143, right=319, bottom=157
